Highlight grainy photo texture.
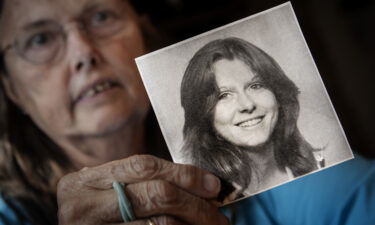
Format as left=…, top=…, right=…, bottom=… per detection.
left=136, top=2, right=353, bottom=205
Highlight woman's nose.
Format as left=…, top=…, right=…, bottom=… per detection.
left=237, top=92, right=256, bottom=113
left=67, top=28, right=102, bottom=74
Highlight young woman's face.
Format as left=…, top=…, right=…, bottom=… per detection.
left=213, top=58, right=279, bottom=147
left=0, top=0, right=149, bottom=143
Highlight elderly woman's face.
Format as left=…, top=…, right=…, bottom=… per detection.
left=213, top=58, right=279, bottom=147
left=0, top=0, right=148, bottom=141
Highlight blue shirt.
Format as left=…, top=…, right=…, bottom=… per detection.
left=0, top=195, right=33, bottom=225
left=0, top=155, right=374, bottom=225
left=224, top=155, right=375, bottom=225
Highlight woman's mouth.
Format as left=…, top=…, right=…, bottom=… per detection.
left=74, top=80, right=121, bottom=104
left=80, top=82, right=115, bottom=99
left=235, top=116, right=264, bottom=128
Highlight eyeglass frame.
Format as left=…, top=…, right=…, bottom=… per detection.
left=0, top=2, right=130, bottom=65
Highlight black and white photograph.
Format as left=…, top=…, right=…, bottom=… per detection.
left=136, top=2, right=353, bottom=204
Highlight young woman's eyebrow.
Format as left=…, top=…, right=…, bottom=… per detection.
left=250, top=74, right=261, bottom=82
left=218, top=87, right=235, bottom=92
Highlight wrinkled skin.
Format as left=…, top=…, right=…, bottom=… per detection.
left=57, top=155, right=229, bottom=225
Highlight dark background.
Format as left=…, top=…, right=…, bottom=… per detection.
left=132, top=0, right=375, bottom=158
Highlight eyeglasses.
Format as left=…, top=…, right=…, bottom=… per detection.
left=1, top=3, right=128, bottom=65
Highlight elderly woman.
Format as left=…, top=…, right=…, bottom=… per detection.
left=180, top=37, right=320, bottom=198
left=0, top=0, right=374, bottom=225
left=0, top=0, right=229, bottom=224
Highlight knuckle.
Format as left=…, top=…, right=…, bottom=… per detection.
left=128, top=186, right=146, bottom=209
left=107, top=161, right=122, bottom=178
left=148, top=180, right=179, bottom=206
left=128, top=155, right=161, bottom=179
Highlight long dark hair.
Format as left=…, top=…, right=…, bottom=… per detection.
left=180, top=37, right=317, bottom=192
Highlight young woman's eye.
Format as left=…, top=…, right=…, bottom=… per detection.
left=249, top=83, right=264, bottom=90
left=218, top=92, right=231, bottom=100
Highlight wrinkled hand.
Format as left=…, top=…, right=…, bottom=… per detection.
left=57, top=155, right=230, bottom=225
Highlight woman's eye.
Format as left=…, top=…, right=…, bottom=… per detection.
left=91, top=10, right=116, bottom=25
left=218, top=92, right=231, bottom=100
left=249, top=83, right=264, bottom=90
left=25, top=32, right=53, bottom=49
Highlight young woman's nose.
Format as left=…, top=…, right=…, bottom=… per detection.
left=67, top=28, right=102, bottom=74
left=237, top=91, right=256, bottom=113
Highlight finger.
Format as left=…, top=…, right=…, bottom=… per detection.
left=110, top=216, right=187, bottom=225
left=70, top=155, right=221, bottom=198
left=58, top=187, right=187, bottom=224
left=101, top=180, right=229, bottom=225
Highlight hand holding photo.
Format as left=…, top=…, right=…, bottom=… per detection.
left=136, top=2, right=353, bottom=205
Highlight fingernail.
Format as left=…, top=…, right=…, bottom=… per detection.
left=204, top=173, right=220, bottom=192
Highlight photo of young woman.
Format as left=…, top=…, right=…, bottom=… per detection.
left=180, top=37, right=323, bottom=201
left=135, top=3, right=353, bottom=205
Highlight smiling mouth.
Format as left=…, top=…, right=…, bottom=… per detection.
left=235, top=116, right=264, bottom=128
left=75, top=80, right=120, bottom=104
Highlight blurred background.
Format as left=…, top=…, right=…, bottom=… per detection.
left=131, top=0, right=375, bottom=158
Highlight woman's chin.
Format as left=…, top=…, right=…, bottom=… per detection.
left=75, top=107, right=140, bottom=137
left=234, top=136, right=273, bottom=150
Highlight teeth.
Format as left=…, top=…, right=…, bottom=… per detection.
left=238, top=118, right=262, bottom=127
left=84, top=89, right=96, bottom=98
left=96, top=85, right=104, bottom=92
left=80, top=82, right=114, bottom=99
